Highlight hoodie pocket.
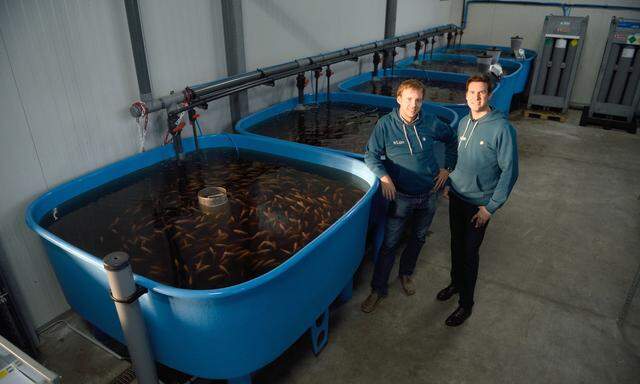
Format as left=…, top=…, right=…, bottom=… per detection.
left=450, top=169, right=481, bottom=195
left=477, top=171, right=498, bottom=192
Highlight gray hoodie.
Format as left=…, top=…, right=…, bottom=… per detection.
left=449, top=109, right=518, bottom=213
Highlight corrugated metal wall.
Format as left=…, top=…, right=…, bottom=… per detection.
left=460, top=0, right=640, bottom=109
left=0, top=0, right=456, bottom=331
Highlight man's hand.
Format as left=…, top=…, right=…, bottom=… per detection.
left=432, top=168, right=450, bottom=192
left=443, top=186, right=450, bottom=200
left=380, top=175, right=397, bottom=201
left=471, top=206, right=491, bottom=228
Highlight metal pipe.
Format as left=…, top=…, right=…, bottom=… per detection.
left=221, top=0, right=249, bottom=126
left=130, top=24, right=460, bottom=117
left=461, top=0, right=640, bottom=29
left=384, top=0, right=397, bottom=39
left=103, top=252, right=158, bottom=384
left=124, top=0, right=153, bottom=102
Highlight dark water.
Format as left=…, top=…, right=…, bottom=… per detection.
left=443, top=48, right=521, bottom=59
left=42, top=149, right=366, bottom=290
left=249, top=102, right=390, bottom=155
left=351, top=78, right=466, bottom=104
left=408, top=59, right=513, bottom=75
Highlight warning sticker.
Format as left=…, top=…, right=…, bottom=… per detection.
left=570, top=39, right=578, bottom=47
left=555, top=39, right=567, bottom=49
left=622, top=47, right=635, bottom=59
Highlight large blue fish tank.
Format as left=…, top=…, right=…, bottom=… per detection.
left=338, top=69, right=511, bottom=117
left=395, top=53, right=522, bottom=103
left=235, top=92, right=460, bottom=159
left=26, top=134, right=379, bottom=383
left=435, top=44, right=537, bottom=94
left=235, top=92, right=459, bottom=264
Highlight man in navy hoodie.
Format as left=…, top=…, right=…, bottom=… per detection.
left=438, top=74, right=519, bottom=326
left=361, top=79, right=458, bottom=313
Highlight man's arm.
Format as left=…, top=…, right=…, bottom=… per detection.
left=433, top=119, right=458, bottom=191
left=485, top=124, right=519, bottom=214
left=364, top=122, right=388, bottom=180
left=437, top=119, right=458, bottom=171
left=364, top=122, right=396, bottom=200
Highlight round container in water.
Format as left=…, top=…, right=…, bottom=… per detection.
left=486, top=47, right=501, bottom=64
left=198, top=186, right=229, bottom=215
left=476, top=54, right=492, bottom=74
left=511, top=36, right=523, bottom=51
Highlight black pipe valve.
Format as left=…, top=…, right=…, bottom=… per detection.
left=414, top=40, right=422, bottom=62
left=372, top=51, right=381, bottom=80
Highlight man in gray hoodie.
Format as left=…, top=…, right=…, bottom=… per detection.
left=438, top=74, right=519, bottom=326
left=361, top=79, right=458, bottom=313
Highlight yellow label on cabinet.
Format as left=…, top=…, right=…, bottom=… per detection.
left=570, top=39, right=578, bottom=47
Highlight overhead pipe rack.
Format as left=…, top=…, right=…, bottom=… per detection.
left=129, top=24, right=460, bottom=118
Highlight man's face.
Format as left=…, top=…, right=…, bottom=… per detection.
left=396, top=87, right=423, bottom=122
left=466, top=81, right=490, bottom=113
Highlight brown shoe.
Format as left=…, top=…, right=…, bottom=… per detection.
left=361, top=292, right=383, bottom=313
left=400, top=275, right=416, bottom=296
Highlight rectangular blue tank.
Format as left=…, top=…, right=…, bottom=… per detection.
left=435, top=44, right=537, bottom=94
left=26, top=134, right=379, bottom=382
left=395, top=53, right=523, bottom=101
left=338, top=69, right=511, bottom=117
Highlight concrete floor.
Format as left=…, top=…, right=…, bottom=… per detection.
left=35, top=110, right=640, bottom=384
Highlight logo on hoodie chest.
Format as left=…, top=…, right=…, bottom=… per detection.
left=393, top=140, right=406, bottom=145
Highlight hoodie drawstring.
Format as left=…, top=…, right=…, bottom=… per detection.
left=402, top=123, right=424, bottom=156
left=458, top=119, right=479, bottom=150
left=402, top=124, right=414, bottom=155
left=465, top=120, right=479, bottom=149
left=412, top=125, right=423, bottom=150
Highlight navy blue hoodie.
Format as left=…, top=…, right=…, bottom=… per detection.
left=364, top=107, right=458, bottom=195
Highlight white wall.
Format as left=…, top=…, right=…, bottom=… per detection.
left=0, top=0, right=459, bottom=332
left=460, top=0, right=640, bottom=106
left=241, top=0, right=385, bottom=114
left=0, top=0, right=230, bottom=330
left=241, top=0, right=457, bottom=115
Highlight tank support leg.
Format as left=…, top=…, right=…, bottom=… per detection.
left=310, top=308, right=329, bottom=355
left=228, top=374, right=252, bottom=384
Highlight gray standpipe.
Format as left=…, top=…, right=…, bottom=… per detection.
left=103, top=252, right=158, bottom=384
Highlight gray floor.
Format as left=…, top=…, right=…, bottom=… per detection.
left=35, top=110, right=640, bottom=384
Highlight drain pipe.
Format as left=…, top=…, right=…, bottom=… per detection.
left=104, top=252, right=158, bottom=384
left=413, top=40, right=422, bottom=63
left=325, top=66, right=333, bottom=101
left=294, top=72, right=307, bottom=110
left=313, top=68, right=322, bottom=103
left=372, top=51, right=381, bottom=81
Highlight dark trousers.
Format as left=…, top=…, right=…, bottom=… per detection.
left=371, top=191, right=437, bottom=296
left=449, top=191, right=489, bottom=310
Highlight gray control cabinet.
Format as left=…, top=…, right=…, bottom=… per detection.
left=528, top=15, right=589, bottom=113
left=580, top=17, right=640, bottom=132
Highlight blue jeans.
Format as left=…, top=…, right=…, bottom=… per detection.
left=371, top=191, right=438, bottom=296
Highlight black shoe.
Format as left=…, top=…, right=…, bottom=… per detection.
left=361, top=292, right=384, bottom=313
left=445, top=306, right=472, bottom=327
left=436, top=285, right=459, bottom=301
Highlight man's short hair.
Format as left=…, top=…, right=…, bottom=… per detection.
left=465, top=74, right=493, bottom=94
left=396, top=79, right=426, bottom=98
